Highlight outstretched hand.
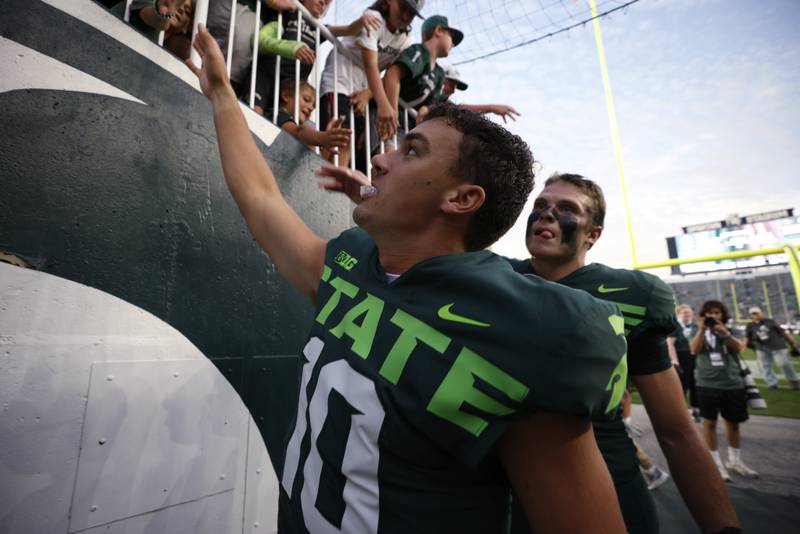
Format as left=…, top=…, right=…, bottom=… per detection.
left=316, top=164, right=370, bottom=205
left=488, top=104, right=520, bottom=123
left=185, top=24, right=231, bottom=100
left=320, top=117, right=351, bottom=151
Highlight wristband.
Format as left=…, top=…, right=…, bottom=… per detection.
left=152, top=0, right=176, bottom=21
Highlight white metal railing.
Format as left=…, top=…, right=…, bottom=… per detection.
left=124, top=0, right=418, bottom=171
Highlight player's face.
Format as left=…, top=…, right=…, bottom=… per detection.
left=439, top=28, right=454, bottom=57
left=750, top=310, right=762, bottom=322
left=353, top=118, right=463, bottom=237
left=526, top=181, right=600, bottom=262
left=679, top=308, right=693, bottom=324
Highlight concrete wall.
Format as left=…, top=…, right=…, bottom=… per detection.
left=0, top=1, right=353, bottom=531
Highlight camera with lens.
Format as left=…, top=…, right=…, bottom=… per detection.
left=738, top=359, right=767, bottom=409
left=704, top=317, right=717, bottom=328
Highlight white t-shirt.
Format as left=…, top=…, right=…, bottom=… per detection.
left=320, top=10, right=411, bottom=95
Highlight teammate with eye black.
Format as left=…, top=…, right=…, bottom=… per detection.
left=507, top=173, right=741, bottom=534
left=187, top=26, right=628, bottom=533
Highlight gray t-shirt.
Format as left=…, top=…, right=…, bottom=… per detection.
left=745, top=319, right=787, bottom=351
left=695, top=331, right=743, bottom=390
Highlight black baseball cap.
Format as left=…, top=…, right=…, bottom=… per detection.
left=402, top=0, right=425, bottom=20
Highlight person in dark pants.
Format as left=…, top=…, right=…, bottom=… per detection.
left=691, top=300, right=758, bottom=481
left=669, top=303, right=700, bottom=421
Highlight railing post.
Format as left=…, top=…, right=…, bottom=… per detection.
left=364, top=104, right=372, bottom=177
left=294, top=9, right=302, bottom=124
left=225, top=0, right=237, bottom=76
left=249, top=0, right=262, bottom=109
left=272, top=12, right=282, bottom=121
left=332, top=46, right=339, bottom=166
left=349, top=105, right=356, bottom=170
left=314, top=26, right=321, bottom=154
left=189, top=0, right=210, bottom=67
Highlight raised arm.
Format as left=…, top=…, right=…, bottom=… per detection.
left=362, top=47, right=397, bottom=140
left=186, top=25, right=326, bottom=301
left=328, top=11, right=382, bottom=37
left=633, top=369, right=740, bottom=532
left=457, top=104, right=520, bottom=123
left=382, top=64, right=406, bottom=118
left=498, top=412, right=626, bottom=533
left=281, top=117, right=351, bottom=151
left=257, top=20, right=303, bottom=60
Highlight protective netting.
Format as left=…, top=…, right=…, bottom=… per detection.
left=325, top=0, right=641, bottom=65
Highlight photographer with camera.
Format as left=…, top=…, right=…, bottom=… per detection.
left=744, top=307, right=800, bottom=391
left=691, top=300, right=758, bottom=481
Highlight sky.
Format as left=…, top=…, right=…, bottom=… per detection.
left=325, top=0, right=800, bottom=278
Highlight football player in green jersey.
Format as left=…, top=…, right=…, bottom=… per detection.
left=382, top=14, right=460, bottom=120
left=509, top=173, right=741, bottom=534
left=188, top=26, right=627, bottom=533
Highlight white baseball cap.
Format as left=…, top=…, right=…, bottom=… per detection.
left=444, top=66, right=468, bottom=90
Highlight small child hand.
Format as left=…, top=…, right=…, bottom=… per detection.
left=349, top=89, right=371, bottom=116
left=376, top=102, right=398, bottom=141
left=321, top=116, right=352, bottom=149
left=295, top=45, right=316, bottom=65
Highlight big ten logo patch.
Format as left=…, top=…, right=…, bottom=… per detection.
left=334, top=250, right=358, bottom=271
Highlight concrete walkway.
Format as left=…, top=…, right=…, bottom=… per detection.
left=631, top=405, right=800, bottom=533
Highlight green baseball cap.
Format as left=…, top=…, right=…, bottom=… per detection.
left=421, top=15, right=463, bottom=47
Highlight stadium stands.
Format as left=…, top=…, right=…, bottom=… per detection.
left=669, top=269, right=798, bottom=328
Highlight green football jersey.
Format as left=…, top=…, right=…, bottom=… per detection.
left=509, top=259, right=678, bottom=484
left=395, top=44, right=445, bottom=109
left=278, top=229, right=627, bottom=533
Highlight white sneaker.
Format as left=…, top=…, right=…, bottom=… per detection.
left=726, top=460, right=759, bottom=478
left=643, top=467, right=670, bottom=490
left=716, top=461, right=732, bottom=482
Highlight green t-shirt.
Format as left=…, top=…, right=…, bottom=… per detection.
left=278, top=229, right=627, bottom=533
left=508, top=259, right=677, bottom=486
left=395, top=44, right=445, bottom=109
left=695, top=331, right=744, bottom=390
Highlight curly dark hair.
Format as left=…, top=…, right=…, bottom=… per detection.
left=424, top=103, right=536, bottom=251
left=699, top=300, right=731, bottom=323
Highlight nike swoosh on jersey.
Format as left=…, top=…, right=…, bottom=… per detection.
left=437, top=303, right=491, bottom=327
left=597, top=284, right=629, bottom=294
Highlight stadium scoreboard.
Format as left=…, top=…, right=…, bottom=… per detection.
left=666, top=209, right=800, bottom=275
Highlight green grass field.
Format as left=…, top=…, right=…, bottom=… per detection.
left=631, top=342, right=800, bottom=419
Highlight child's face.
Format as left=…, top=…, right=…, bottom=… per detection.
left=284, top=87, right=316, bottom=123
left=302, top=0, right=330, bottom=19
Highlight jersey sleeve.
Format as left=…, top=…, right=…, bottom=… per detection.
left=393, top=44, right=426, bottom=79
left=626, top=274, right=677, bottom=375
